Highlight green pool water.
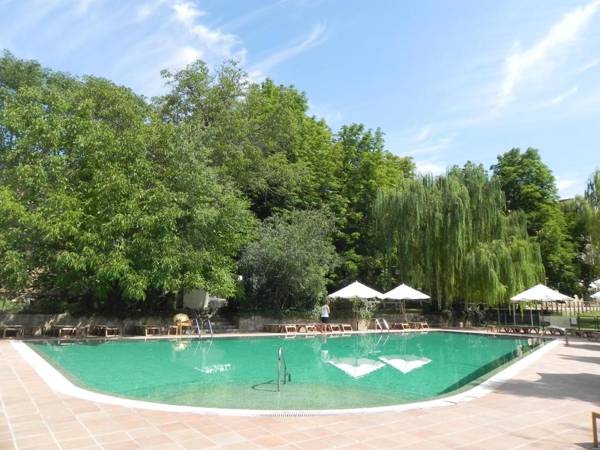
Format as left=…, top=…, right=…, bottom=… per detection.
left=28, top=332, right=541, bottom=410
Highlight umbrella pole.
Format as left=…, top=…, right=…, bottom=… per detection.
left=530, top=307, right=533, bottom=327
left=403, top=299, right=407, bottom=323
left=513, top=303, right=516, bottom=326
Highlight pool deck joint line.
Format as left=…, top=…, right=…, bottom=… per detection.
left=11, top=332, right=561, bottom=417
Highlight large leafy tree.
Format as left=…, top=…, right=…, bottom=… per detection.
left=491, top=148, right=578, bottom=294
left=585, top=169, right=600, bottom=210
left=333, top=124, right=414, bottom=286
left=157, top=62, right=414, bottom=288
left=562, top=170, right=600, bottom=291
left=0, top=52, right=255, bottom=308
left=157, top=64, right=342, bottom=219
left=239, top=210, right=338, bottom=312
left=374, top=163, right=544, bottom=309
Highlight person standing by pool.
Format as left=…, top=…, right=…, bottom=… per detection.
left=320, top=300, right=331, bottom=331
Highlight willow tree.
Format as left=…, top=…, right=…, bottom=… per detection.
left=374, top=163, right=544, bottom=309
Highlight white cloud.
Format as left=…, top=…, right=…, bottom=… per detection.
left=308, top=102, right=342, bottom=125
left=76, top=0, right=95, bottom=14
left=497, top=0, right=600, bottom=108
left=173, top=1, right=204, bottom=27
left=556, top=177, right=585, bottom=199
left=577, top=58, right=600, bottom=73
left=388, top=125, right=454, bottom=158
left=167, top=2, right=245, bottom=66
left=407, top=136, right=453, bottom=157
left=169, top=46, right=204, bottom=69
left=249, top=23, right=326, bottom=78
left=539, top=86, right=579, bottom=108
left=135, top=2, right=156, bottom=21
left=414, top=126, right=432, bottom=143
left=414, top=161, right=446, bottom=176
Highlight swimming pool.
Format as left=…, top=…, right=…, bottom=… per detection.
left=27, top=332, right=542, bottom=410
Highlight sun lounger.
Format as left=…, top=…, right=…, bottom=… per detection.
left=50, top=324, right=77, bottom=338
left=283, top=324, right=297, bottom=334
left=296, top=324, right=318, bottom=335
left=138, top=325, right=162, bottom=336
left=340, top=323, right=353, bottom=332
left=1, top=325, right=24, bottom=338
left=305, top=324, right=317, bottom=334
left=93, top=325, right=120, bottom=337
left=329, top=323, right=342, bottom=333
left=544, top=325, right=565, bottom=336
left=393, top=322, right=411, bottom=330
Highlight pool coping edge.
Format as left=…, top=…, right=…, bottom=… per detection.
left=11, top=336, right=561, bottom=417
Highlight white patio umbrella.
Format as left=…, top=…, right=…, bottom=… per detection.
left=328, top=282, right=383, bottom=330
left=511, top=284, right=573, bottom=326
left=382, top=284, right=430, bottom=321
left=591, top=291, right=600, bottom=301
left=327, top=281, right=384, bottom=299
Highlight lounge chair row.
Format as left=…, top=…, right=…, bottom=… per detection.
left=393, top=321, right=430, bottom=330
left=375, top=318, right=430, bottom=331
left=0, top=324, right=121, bottom=338
left=487, top=324, right=564, bottom=335
left=265, top=323, right=353, bottom=334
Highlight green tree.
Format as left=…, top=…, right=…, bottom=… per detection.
left=157, top=62, right=415, bottom=288
left=491, top=148, right=578, bottom=293
left=585, top=169, right=600, bottom=210
left=239, top=210, right=338, bottom=312
left=562, top=170, right=600, bottom=291
left=0, top=52, right=255, bottom=308
left=374, top=163, right=544, bottom=309
left=157, top=65, right=342, bottom=219
left=333, top=124, right=414, bottom=286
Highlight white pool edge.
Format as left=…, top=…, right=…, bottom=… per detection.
left=11, top=336, right=561, bottom=417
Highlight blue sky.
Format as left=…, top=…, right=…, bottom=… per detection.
left=1, top=0, right=599, bottom=198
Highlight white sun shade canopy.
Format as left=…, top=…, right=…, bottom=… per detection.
left=591, top=291, right=600, bottom=300
left=382, top=284, right=430, bottom=301
left=510, top=284, right=572, bottom=303
left=589, top=279, right=600, bottom=292
left=328, top=281, right=383, bottom=299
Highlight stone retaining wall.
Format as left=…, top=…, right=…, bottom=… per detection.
left=0, top=313, right=178, bottom=336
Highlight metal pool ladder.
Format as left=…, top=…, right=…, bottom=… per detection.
left=192, top=314, right=213, bottom=339
left=276, top=346, right=290, bottom=392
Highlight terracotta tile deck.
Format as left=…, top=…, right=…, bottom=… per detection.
left=0, top=338, right=598, bottom=449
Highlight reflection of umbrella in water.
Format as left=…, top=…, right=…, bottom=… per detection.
left=379, top=355, right=431, bottom=374
left=328, top=357, right=385, bottom=379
